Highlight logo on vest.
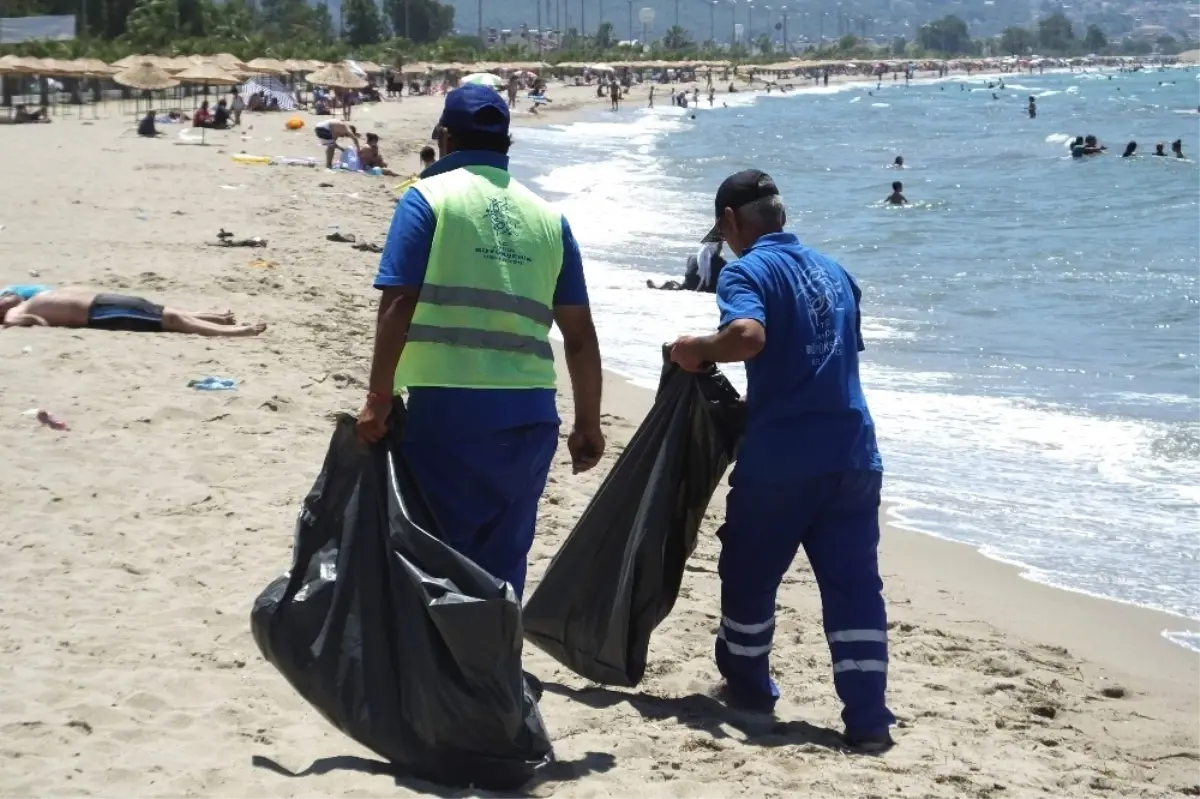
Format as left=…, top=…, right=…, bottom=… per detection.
left=483, top=197, right=518, bottom=238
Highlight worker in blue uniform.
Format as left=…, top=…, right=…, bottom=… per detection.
left=356, top=85, right=606, bottom=602
left=669, top=169, right=896, bottom=753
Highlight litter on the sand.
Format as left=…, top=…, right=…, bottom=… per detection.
left=188, top=377, right=237, bottom=391
left=25, top=408, right=69, bottom=431
left=210, top=230, right=266, bottom=248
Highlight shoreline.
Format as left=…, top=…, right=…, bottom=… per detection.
left=561, top=341, right=1200, bottom=672
left=534, top=70, right=1200, bottom=655
left=0, top=75, right=1195, bottom=797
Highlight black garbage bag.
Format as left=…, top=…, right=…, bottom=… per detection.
left=250, top=408, right=552, bottom=791
left=522, top=354, right=744, bottom=687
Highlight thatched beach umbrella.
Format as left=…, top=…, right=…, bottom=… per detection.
left=305, top=62, right=367, bottom=90
left=110, top=53, right=151, bottom=70
left=209, top=52, right=248, bottom=73
left=114, top=61, right=179, bottom=91
left=174, top=62, right=241, bottom=86
left=355, top=60, right=383, bottom=74
left=113, top=61, right=179, bottom=116
left=71, top=58, right=116, bottom=76
left=245, top=57, right=288, bottom=75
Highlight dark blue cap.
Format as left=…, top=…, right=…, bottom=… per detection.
left=434, top=84, right=510, bottom=138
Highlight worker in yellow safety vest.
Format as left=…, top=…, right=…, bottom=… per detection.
left=357, top=84, right=605, bottom=605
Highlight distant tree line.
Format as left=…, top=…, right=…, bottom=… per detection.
left=912, top=11, right=1192, bottom=58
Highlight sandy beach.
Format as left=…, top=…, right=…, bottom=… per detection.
left=0, top=77, right=1197, bottom=798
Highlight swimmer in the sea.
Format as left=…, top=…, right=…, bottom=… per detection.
left=886, top=181, right=907, bottom=205
left=1027, top=96, right=1037, bottom=118
left=1082, top=135, right=1106, bottom=155
left=1153, top=142, right=1168, bottom=157
left=1121, top=141, right=1138, bottom=157
left=892, top=155, right=904, bottom=168
left=1172, top=139, right=1185, bottom=158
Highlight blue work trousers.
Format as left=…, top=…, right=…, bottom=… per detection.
left=402, top=423, right=559, bottom=599
left=715, top=468, right=895, bottom=737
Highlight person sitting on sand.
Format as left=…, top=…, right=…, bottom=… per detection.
left=0, top=288, right=266, bottom=337
left=137, top=110, right=163, bottom=138
left=358, top=133, right=399, bottom=176
left=647, top=240, right=726, bottom=292
left=14, top=104, right=49, bottom=123
left=211, top=99, right=231, bottom=130
left=192, top=101, right=212, bottom=128
left=886, top=181, right=907, bottom=205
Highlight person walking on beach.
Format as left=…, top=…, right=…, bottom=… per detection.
left=668, top=169, right=895, bottom=753
left=357, top=85, right=606, bottom=606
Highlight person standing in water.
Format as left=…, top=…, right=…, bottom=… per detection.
left=886, top=181, right=907, bottom=205
left=891, top=156, right=904, bottom=168
left=1172, top=139, right=1185, bottom=158
left=1028, top=96, right=1037, bottom=119
left=648, top=84, right=655, bottom=108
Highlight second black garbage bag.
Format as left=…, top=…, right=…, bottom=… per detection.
left=523, top=356, right=744, bottom=687
left=250, top=409, right=552, bottom=791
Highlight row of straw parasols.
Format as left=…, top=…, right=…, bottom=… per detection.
left=0, top=53, right=380, bottom=91
left=106, top=59, right=374, bottom=92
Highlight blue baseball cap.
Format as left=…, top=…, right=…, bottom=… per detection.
left=433, top=84, right=510, bottom=138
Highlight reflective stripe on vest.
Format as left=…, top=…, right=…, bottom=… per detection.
left=405, top=323, right=554, bottom=361
left=419, top=283, right=554, bottom=327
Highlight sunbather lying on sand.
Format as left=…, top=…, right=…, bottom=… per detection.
left=0, top=287, right=266, bottom=337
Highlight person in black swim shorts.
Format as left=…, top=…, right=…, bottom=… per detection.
left=0, top=287, right=266, bottom=337
left=314, top=119, right=359, bottom=169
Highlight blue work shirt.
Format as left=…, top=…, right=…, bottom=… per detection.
left=717, top=232, right=882, bottom=480
left=374, top=150, right=589, bottom=438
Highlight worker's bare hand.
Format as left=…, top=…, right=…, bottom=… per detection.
left=567, top=425, right=605, bottom=474
left=669, top=336, right=708, bottom=373
left=356, top=395, right=392, bottom=444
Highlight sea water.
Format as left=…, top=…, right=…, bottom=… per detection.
left=511, top=67, right=1200, bottom=650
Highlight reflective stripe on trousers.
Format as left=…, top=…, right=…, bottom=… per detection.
left=406, top=323, right=554, bottom=360
left=420, top=283, right=555, bottom=327
left=716, top=615, right=775, bottom=658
